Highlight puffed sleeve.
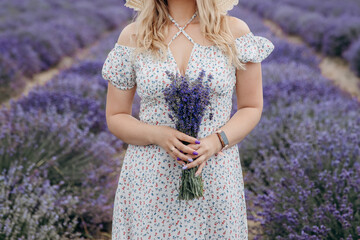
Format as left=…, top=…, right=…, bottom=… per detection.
left=235, top=32, right=275, bottom=63
left=101, top=43, right=136, bottom=90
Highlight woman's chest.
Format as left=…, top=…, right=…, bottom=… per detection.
left=133, top=46, right=236, bottom=99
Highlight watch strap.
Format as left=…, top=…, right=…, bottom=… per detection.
left=216, top=132, right=225, bottom=148
left=215, top=129, right=229, bottom=152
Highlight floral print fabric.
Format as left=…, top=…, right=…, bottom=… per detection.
left=235, top=32, right=275, bottom=63
left=102, top=30, right=274, bottom=239
left=102, top=44, right=137, bottom=90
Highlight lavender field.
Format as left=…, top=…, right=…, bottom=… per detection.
left=1, top=1, right=359, bottom=239
left=238, top=0, right=360, bottom=78
left=0, top=0, right=131, bottom=102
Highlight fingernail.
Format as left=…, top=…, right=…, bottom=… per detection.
left=177, top=157, right=181, bottom=161
left=187, top=158, right=193, bottom=162
left=195, top=140, right=200, bottom=144
left=182, top=165, right=188, bottom=170
left=193, top=151, right=198, bottom=155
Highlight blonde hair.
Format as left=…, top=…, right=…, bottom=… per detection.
left=129, top=0, right=246, bottom=70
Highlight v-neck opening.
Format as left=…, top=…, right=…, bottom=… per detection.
left=166, top=11, right=198, bottom=78
left=167, top=43, right=197, bottom=78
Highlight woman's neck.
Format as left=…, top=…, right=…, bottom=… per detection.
left=167, top=0, right=197, bottom=25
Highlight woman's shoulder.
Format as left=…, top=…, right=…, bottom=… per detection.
left=226, top=15, right=252, bottom=39
left=225, top=16, right=275, bottom=63
left=116, top=22, right=137, bottom=48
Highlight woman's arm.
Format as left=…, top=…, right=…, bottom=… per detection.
left=218, top=61, right=263, bottom=148
left=214, top=17, right=263, bottom=149
left=105, top=84, right=155, bottom=146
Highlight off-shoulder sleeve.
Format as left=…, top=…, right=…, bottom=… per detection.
left=235, top=32, right=275, bottom=63
left=101, top=43, right=136, bottom=90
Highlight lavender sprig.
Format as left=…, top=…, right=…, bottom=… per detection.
left=163, top=69, right=213, bottom=200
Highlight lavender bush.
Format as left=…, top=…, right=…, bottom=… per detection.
left=0, top=101, right=123, bottom=236
left=343, top=37, right=360, bottom=77
left=16, top=89, right=106, bottom=134
left=0, top=162, right=82, bottom=239
left=239, top=69, right=360, bottom=238
left=163, top=69, right=213, bottom=200
left=0, top=54, right=26, bottom=102
left=269, top=0, right=360, bottom=18
left=245, top=117, right=360, bottom=239
left=322, top=19, right=360, bottom=57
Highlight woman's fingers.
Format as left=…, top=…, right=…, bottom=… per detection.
left=164, top=129, right=203, bottom=165
left=182, top=154, right=206, bottom=170
left=195, top=161, right=206, bottom=176
left=167, top=143, right=194, bottom=163
left=168, top=149, right=187, bottom=165
left=173, top=138, right=199, bottom=156
left=185, top=143, right=201, bottom=151
left=171, top=146, right=194, bottom=163
left=182, top=143, right=205, bottom=159
left=176, top=132, right=200, bottom=145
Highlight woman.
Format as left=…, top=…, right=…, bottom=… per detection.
left=102, top=0, right=274, bottom=238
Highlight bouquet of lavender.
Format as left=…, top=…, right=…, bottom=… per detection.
left=163, top=69, right=213, bottom=200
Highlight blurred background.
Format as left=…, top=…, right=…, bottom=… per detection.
left=0, top=0, right=359, bottom=239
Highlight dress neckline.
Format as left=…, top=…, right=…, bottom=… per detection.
left=113, top=12, right=255, bottom=77
left=166, top=11, right=199, bottom=78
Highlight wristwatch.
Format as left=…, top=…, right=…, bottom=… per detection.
left=215, top=129, right=229, bottom=151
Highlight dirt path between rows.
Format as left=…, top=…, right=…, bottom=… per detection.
left=263, top=19, right=360, bottom=101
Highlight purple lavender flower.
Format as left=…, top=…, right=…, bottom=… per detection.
left=163, top=69, right=212, bottom=138
left=163, top=69, right=213, bottom=200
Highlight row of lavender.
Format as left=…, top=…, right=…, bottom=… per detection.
left=237, top=0, right=360, bottom=78
left=0, top=0, right=132, bottom=102
left=0, top=19, right=143, bottom=240
left=270, top=0, right=360, bottom=17
left=229, top=6, right=360, bottom=239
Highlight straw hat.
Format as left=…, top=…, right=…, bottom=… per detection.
left=124, top=0, right=239, bottom=14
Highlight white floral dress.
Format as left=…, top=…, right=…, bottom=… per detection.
left=102, top=11, right=274, bottom=240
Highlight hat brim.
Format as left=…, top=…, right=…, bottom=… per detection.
left=124, top=0, right=238, bottom=14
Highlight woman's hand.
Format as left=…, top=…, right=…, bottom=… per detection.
left=152, top=126, right=201, bottom=165
left=182, top=133, right=223, bottom=176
